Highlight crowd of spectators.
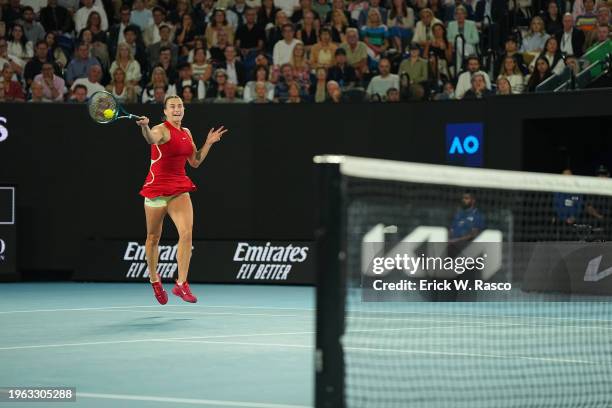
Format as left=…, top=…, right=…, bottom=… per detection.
left=0, top=0, right=610, bottom=103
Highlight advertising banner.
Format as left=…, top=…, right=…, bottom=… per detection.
left=75, top=240, right=315, bottom=284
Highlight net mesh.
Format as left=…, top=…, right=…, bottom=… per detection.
left=318, top=156, right=612, bottom=408
left=87, top=91, right=118, bottom=124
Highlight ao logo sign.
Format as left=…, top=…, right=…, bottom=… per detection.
left=0, top=117, right=7, bottom=143
left=445, top=123, right=483, bottom=167
left=0, top=239, right=5, bottom=261
left=448, top=135, right=480, bottom=155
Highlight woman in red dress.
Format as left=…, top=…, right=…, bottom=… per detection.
left=136, top=96, right=227, bottom=304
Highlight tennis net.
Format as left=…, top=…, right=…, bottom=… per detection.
left=314, top=155, right=612, bottom=408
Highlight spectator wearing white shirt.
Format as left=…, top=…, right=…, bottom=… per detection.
left=71, top=64, right=105, bottom=96
left=74, top=0, right=108, bottom=34
left=529, top=37, right=565, bottom=76
left=366, top=58, right=399, bottom=100
left=454, top=55, right=491, bottom=99
left=273, top=23, right=302, bottom=66
left=8, top=24, right=34, bottom=61
left=109, top=42, right=142, bottom=90
left=0, top=38, right=25, bottom=77
left=497, top=55, right=524, bottom=94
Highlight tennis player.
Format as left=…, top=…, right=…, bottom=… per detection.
left=136, top=95, right=227, bottom=304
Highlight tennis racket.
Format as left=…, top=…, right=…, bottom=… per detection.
left=87, top=91, right=142, bottom=124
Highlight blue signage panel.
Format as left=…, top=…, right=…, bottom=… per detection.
left=446, top=123, right=484, bottom=167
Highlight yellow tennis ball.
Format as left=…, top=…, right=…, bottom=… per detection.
left=103, top=109, right=115, bottom=119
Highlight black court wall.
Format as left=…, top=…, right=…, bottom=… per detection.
left=1, top=88, right=611, bottom=274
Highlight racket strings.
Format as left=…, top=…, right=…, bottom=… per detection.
left=88, top=92, right=118, bottom=123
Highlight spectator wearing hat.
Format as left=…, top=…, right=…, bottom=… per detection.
left=398, top=44, right=428, bottom=84
left=327, top=48, right=357, bottom=88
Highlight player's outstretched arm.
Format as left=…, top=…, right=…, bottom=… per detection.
left=188, top=126, right=228, bottom=168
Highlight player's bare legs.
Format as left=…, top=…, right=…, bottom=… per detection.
left=168, top=193, right=197, bottom=302
left=145, top=205, right=167, bottom=282
left=145, top=204, right=169, bottom=304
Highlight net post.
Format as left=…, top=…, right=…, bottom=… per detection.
left=313, top=157, right=345, bottom=408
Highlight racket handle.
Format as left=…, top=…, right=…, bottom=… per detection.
left=129, top=114, right=143, bottom=120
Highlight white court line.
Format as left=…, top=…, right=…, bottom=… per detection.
left=1, top=303, right=610, bottom=324
left=0, top=323, right=517, bottom=352
left=155, top=339, right=599, bottom=365
left=1, top=304, right=611, bottom=327
left=0, top=305, right=176, bottom=314
left=95, top=309, right=307, bottom=318
left=77, top=392, right=310, bottom=408
left=0, top=331, right=315, bottom=351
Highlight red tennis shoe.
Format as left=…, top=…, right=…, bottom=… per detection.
left=151, top=281, right=168, bottom=305
left=172, top=281, right=198, bottom=303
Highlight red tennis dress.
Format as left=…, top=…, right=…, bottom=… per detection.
left=139, top=121, right=197, bottom=198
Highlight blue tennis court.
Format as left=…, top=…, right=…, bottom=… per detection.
left=2, top=282, right=612, bottom=407
left=0, top=283, right=315, bottom=408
